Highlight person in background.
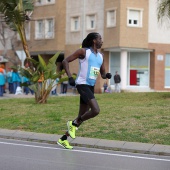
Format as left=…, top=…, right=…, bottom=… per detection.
left=38, top=74, right=44, bottom=87
left=12, top=67, right=21, bottom=94
left=0, top=68, right=5, bottom=97
left=59, top=65, right=64, bottom=94
left=103, top=81, right=108, bottom=92
left=57, top=32, right=112, bottom=149
left=22, top=63, right=34, bottom=95
left=62, top=80, right=68, bottom=94
left=22, top=76, right=34, bottom=95
left=51, top=78, right=59, bottom=95
left=7, top=68, right=13, bottom=94
left=0, top=64, right=6, bottom=93
left=114, top=71, right=121, bottom=93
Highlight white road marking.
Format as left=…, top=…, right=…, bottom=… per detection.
left=0, top=141, right=169, bottom=162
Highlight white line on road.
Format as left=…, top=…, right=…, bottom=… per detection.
left=0, top=141, right=169, bottom=162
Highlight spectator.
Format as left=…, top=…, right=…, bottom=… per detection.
left=59, top=65, right=64, bottom=94
left=11, top=67, right=21, bottom=94
left=38, top=74, right=44, bottom=87
left=22, top=76, right=34, bottom=95
left=0, top=65, right=6, bottom=93
left=103, top=81, right=108, bottom=92
left=51, top=78, right=59, bottom=95
left=62, top=80, right=68, bottom=94
left=114, top=71, right=121, bottom=93
left=7, top=68, right=13, bottom=94
left=22, top=63, right=34, bottom=95
left=0, top=68, right=5, bottom=97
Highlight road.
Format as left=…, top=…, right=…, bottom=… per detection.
left=0, top=138, right=169, bottom=170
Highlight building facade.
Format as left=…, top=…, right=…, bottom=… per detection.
left=65, top=0, right=105, bottom=92
left=15, top=0, right=66, bottom=70
left=65, top=0, right=170, bottom=92
left=1, top=0, right=170, bottom=92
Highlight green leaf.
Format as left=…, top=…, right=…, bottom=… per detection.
left=58, top=74, right=77, bottom=83
left=44, top=70, right=51, bottom=80
left=31, top=72, right=40, bottom=82
left=46, top=52, right=60, bottom=77
left=58, top=76, right=68, bottom=83
left=23, top=0, right=34, bottom=11
left=29, top=83, right=38, bottom=92
left=47, top=51, right=60, bottom=69
left=50, top=70, right=65, bottom=79
left=38, top=54, right=47, bottom=71
left=0, top=0, right=33, bottom=31
left=28, top=58, right=39, bottom=65
left=19, top=67, right=32, bottom=79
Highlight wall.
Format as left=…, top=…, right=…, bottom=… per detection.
left=119, top=0, right=148, bottom=48
left=103, top=0, right=120, bottom=48
left=149, top=43, right=170, bottom=91
left=149, top=0, right=170, bottom=44
left=66, top=0, right=104, bottom=45
left=28, top=0, right=66, bottom=53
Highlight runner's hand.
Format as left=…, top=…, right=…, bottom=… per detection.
left=69, top=77, right=75, bottom=86
left=106, top=73, right=112, bottom=79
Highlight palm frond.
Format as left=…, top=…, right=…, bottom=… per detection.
left=19, top=67, right=32, bottom=79
left=0, top=0, right=33, bottom=30
left=27, top=58, right=39, bottom=67
left=157, top=0, right=170, bottom=23
left=23, top=0, right=34, bottom=11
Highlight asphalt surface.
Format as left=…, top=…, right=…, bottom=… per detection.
left=0, top=138, right=169, bottom=170
left=0, top=92, right=170, bottom=156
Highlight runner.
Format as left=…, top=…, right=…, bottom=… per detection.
left=57, top=32, right=112, bottom=149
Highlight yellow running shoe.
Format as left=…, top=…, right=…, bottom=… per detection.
left=67, top=121, right=76, bottom=139
left=57, top=139, right=73, bottom=149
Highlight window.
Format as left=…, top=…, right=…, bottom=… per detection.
left=165, top=54, right=170, bottom=87
left=71, top=16, right=80, bottom=31
left=46, top=0, right=55, bottom=4
left=107, top=10, right=116, bottom=27
left=127, top=8, right=143, bottom=27
left=35, top=0, right=43, bottom=6
left=35, top=19, right=54, bottom=39
left=35, top=20, right=44, bottom=39
left=86, top=14, right=96, bottom=30
left=35, top=0, right=55, bottom=6
left=129, top=52, right=149, bottom=86
left=45, top=19, right=54, bottom=38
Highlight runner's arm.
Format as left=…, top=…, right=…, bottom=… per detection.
left=100, top=58, right=107, bottom=79
left=62, top=48, right=85, bottom=78
left=100, top=58, right=112, bottom=79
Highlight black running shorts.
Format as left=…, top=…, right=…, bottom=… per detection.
left=76, top=85, right=95, bottom=104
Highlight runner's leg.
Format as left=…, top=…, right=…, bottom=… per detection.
left=81, top=98, right=100, bottom=121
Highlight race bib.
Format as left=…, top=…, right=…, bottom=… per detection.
left=89, top=67, right=100, bottom=80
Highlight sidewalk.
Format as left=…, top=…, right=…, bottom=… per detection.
left=0, top=91, right=77, bottom=99
left=0, top=92, right=170, bottom=156
left=0, top=128, right=169, bottom=156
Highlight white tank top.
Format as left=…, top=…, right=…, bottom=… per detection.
left=76, top=48, right=103, bottom=86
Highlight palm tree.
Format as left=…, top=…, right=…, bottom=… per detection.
left=0, top=0, right=75, bottom=103
left=157, top=0, right=170, bottom=23
left=19, top=52, right=70, bottom=104
left=0, top=0, right=34, bottom=59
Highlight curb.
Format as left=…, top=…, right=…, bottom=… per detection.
left=0, top=129, right=169, bottom=156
